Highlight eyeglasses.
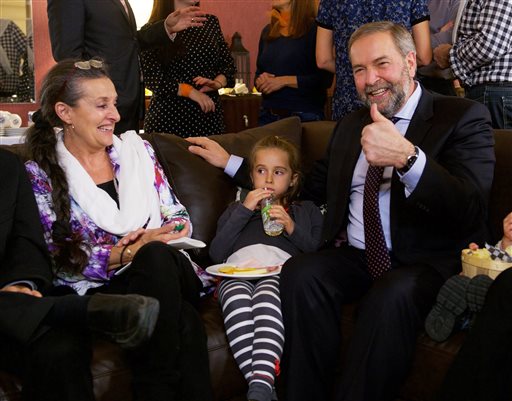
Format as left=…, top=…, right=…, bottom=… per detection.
left=74, top=59, right=103, bottom=70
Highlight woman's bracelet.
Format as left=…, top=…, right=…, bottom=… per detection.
left=119, top=245, right=132, bottom=266
left=179, top=83, right=193, bottom=97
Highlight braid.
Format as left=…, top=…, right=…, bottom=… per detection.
left=26, top=59, right=109, bottom=275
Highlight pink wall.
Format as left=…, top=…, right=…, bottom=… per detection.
left=2, top=0, right=272, bottom=124
left=201, top=0, right=271, bottom=87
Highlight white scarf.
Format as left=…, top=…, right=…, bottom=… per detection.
left=56, top=130, right=162, bottom=236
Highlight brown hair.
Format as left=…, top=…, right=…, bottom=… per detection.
left=267, top=0, right=316, bottom=41
left=348, top=21, right=416, bottom=60
left=25, top=59, right=110, bottom=275
left=147, top=0, right=175, bottom=24
left=249, top=135, right=302, bottom=207
left=146, top=0, right=186, bottom=64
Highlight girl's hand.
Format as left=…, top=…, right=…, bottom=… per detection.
left=243, top=188, right=274, bottom=211
left=193, top=76, right=221, bottom=93
left=269, top=205, right=295, bottom=235
left=189, top=88, right=215, bottom=113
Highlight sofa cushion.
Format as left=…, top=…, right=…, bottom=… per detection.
left=146, top=117, right=302, bottom=263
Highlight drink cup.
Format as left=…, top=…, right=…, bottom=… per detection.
left=260, top=195, right=284, bottom=236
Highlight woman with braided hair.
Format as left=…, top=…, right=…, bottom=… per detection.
left=24, top=58, right=214, bottom=401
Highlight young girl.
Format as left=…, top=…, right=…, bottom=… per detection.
left=209, top=135, right=323, bottom=401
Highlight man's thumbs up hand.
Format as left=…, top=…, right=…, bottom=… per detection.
left=361, top=103, right=415, bottom=168
left=370, top=102, right=389, bottom=123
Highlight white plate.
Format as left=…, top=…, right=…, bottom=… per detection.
left=167, top=237, right=206, bottom=250
left=3, top=127, right=27, bottom=136
left=206, top=264, right=281, bottom=279
left=114, top=262, right=132, bottom=275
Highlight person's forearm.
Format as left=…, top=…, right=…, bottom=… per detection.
left=281, top=76, right=298, bottom=88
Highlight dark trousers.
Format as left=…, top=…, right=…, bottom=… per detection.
left=0, top=291, right=94, bottom=401
left=90, top=241, right=213, bottom=401
left=279, top=246, right=444, bottom=401
left=0, top=327, right=94, bottom=401
left=438, top=268, right=512, bottom=401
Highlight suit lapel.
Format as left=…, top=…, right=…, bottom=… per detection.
left=403, top=88, right=434, bottom=147
left=110, top=0, right=137, bottom=33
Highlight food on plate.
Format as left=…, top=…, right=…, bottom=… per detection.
left=218, top=265, right=280, bottom=275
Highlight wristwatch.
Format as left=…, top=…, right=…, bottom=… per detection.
left=397, top=146, right=419, bottom=175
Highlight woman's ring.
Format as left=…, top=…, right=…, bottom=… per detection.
left=191, top=18, right=195, bottom=23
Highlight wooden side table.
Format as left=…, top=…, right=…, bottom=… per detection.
left=220, top=94, right=261, bottom=133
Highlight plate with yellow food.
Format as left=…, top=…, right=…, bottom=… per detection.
left=206, top=264, right=281, bottom=279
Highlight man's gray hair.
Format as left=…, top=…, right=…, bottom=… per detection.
left=348, top=21, right=416, bottom=59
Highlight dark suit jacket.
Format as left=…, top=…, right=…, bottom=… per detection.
left=47, top=0, right=170, bottom=135
left=0, top=149, right=55, bottom=343
left=303, top=89, right=495, bottom=279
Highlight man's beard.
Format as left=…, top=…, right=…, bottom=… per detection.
left=358, top=65, right=411, bottom=118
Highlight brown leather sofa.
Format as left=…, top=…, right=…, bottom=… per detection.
left=0, top=117, right=511, bottom=401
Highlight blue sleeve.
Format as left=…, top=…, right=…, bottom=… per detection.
left=411, top=0, right=430, bottom=25
left=316, top=0, right=335, bottom=29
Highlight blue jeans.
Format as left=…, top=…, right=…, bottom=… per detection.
left=258, top=108, right=323, bottom=126
left=465, top=84, right=512, bottom=129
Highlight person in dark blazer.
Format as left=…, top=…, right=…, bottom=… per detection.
left=186, top=21, right=495, bottom=401
left=47, top=0, right=206, bottom=135
left=0, top=148, right=159, bottom=401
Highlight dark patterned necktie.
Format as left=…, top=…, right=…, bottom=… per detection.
left=363, top=116, right=400, bottom=279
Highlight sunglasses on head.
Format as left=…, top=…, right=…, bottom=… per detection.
left=56, top=59, right=105, bottom=99
left=74, top=59, right=103, bottom=70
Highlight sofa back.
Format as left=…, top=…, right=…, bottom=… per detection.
left=146, top=117, right=334, bottom=263
left=2, top=118, right=510, bottom=261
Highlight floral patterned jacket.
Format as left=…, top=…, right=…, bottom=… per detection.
left=25, top=140, right=213, bottom=294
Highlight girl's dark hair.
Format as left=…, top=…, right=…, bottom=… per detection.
left=146, top=1, right=184, bottom=64
left=25, top=58, right=110, bottom=275
left=249, top=135, right=302, bottom=207
left=266, top=0, right=316, bottom=41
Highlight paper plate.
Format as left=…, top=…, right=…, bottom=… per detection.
left=206, top=264, right=281, bottom=279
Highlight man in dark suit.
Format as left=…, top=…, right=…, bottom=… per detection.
left=186, top=21, right=495, bottom=401
left=0, top=148, right=159, bottom=400
left=47, top=0, right=205, bottom=135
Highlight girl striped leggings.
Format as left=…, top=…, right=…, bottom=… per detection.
left=218, top=276, right=284, bottom=393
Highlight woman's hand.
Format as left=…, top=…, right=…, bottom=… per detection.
left=189, top=88, right=216, bottom=113
left=165, top=6, right=206, bottom=33
left=433, top=43, right=451, bottom=69
left=193, top=76, right=222, bottom=93
left=243, top=188, right=274, bottom=211
left=268, top=205, right=295, bottom=235
left=129, top=222, right=191, bottom=255
left=115, top=228, right=146, bottom=247
left=0, top=285, right=42, bottom=298
left=255, top=73, right=296, bottom=94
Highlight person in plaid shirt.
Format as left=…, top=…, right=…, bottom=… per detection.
left=434, top=0, right=512, bottom=129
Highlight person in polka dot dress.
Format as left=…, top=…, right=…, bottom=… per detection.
left=141, top=0, right=236, bottom=137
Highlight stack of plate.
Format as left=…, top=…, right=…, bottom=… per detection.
left=2, top=127, right=27, bottom=136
